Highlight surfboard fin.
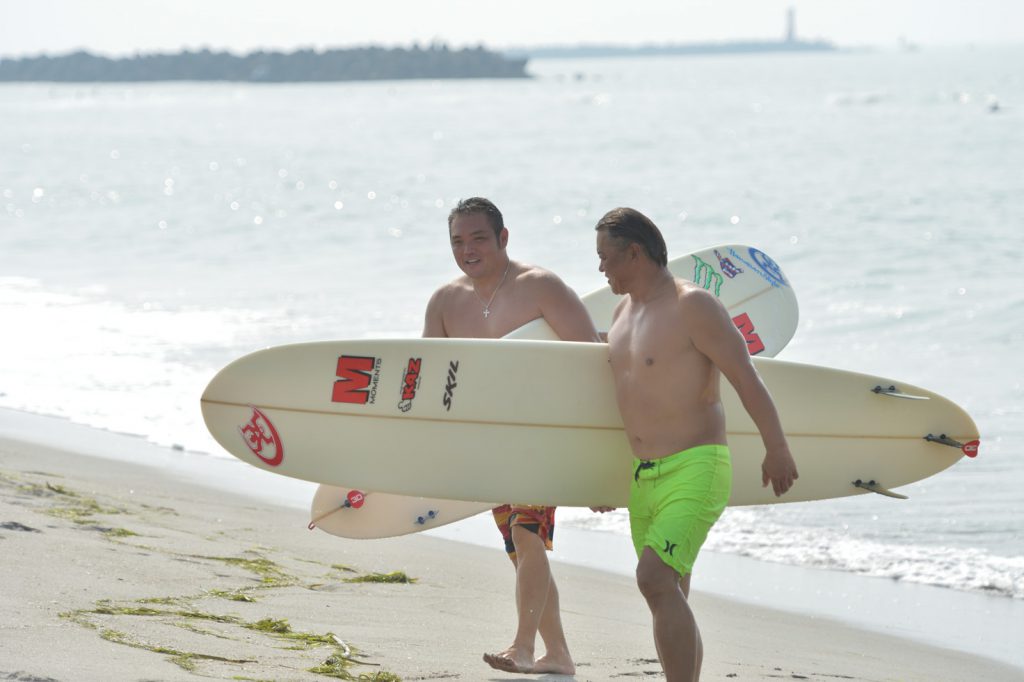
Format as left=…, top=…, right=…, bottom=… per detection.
left=871, top=384, right=929, bottom=400
left=924, top=433, right=963, bottom=448
left=924, top=433, right=980, bottom=457
left=852, top=479, right=908, bottom=499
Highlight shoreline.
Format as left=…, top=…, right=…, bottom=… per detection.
left=431, top=512, right=1024, bottom=670
left=1, top=411, right=1021, bottom=680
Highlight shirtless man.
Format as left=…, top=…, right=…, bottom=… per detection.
left=424, top=197, right=599, bottom=675
left=595, top=207, right=799, bottom=682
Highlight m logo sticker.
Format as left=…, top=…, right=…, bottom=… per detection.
left=333, top=355, right=381, bottom=405
left=732, top=313, right=766, bottom=356
left=692, top=255, right=723, bottom=297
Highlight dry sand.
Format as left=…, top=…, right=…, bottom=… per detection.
left=1, top=436, right=1020, bottom=682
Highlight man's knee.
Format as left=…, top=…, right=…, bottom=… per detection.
left=635, top=548, right=683, bottom=601
left=511, top=524, right=546, bottom=556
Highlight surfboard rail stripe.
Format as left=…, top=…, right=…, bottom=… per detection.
left=201, top=397, right=624, bottom=432
left=203, top=397, right=972, bottom=444
left=723, top=285, right=778, bottom=311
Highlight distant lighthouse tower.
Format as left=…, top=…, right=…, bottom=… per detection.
left=785, top=6, right=796, bottom=43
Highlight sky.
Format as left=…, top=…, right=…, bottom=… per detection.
left=2, top=0, right=1023, bottom=58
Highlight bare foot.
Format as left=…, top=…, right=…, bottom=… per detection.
left=533, top=653, right=576, bottom=676
left=483, top=647, right=534, bottom=674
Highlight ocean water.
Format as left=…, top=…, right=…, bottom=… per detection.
left=1, top=45, right=1022, bottom=614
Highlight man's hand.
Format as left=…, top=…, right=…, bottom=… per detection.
left=761, top=447, right=799, bottom=497
left=590, top=506, right=616, bottom=513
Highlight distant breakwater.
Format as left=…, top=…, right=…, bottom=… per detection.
left=505, top=40, right=837, bottom=59
left=0, top=45, right=529, bottom=83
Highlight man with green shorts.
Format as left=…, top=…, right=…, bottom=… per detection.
left=595, top=207, right=799, bottom=682
left=629, top=444, right=732, bottom=579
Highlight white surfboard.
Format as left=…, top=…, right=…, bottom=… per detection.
left=202, top=339, right=979, bottom=510
left=304, top=245, right=797, bottom=538
left=503, top=244, right=795, bottom=348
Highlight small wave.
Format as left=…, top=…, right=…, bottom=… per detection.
left=559, top=507, right=1024, bottom=599
left=710, top=510, right=1024, bottom=599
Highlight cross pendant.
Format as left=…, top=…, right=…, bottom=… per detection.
left=483, top=308, right=490, bottom=318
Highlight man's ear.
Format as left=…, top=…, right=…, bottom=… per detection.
left=499, top=227, right=509, bottom=250
left=628, top=242, right=642, bottom=261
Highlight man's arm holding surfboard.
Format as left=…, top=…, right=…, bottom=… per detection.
left=687, top=290, right=798, bottom=497
left=525, top=269, right=600, bottom=343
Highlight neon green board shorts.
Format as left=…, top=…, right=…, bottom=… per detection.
left=628, top=444, right=732, bottom=577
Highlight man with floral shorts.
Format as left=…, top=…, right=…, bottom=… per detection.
left=485, top=504, right=561, bottom=672
left=492, top=504, right=556, bottom=558
left=423, top=197, right=600, bottom=675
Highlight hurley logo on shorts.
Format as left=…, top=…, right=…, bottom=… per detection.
left=663, top=540, right=678, bottom=557
left=397, top=357, right=422, bottom=412
left=442, top=360, right=459, bottom=411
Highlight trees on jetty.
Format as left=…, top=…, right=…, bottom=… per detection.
left=0, top=45, right=529, bottom=82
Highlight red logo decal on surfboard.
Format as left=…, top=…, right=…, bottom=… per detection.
left=347, top=490, right=366, bottom=509
left=962, top=440, right=980, bottom=458
left=333, top=355, right=381, bottom=405
left=239, top=407, right=284, bottom=466
left=732, top=313, right=766, bottom=356
left=398, top=357, right=422, bottom=412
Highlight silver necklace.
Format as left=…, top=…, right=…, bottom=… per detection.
left=474, top=261, right=511, bottom=318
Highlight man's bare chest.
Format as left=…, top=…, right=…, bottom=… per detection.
left=443, top=292, right=541, bottom=339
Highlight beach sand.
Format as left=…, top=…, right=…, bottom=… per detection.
left=1, top=435, right=1020, bottom=682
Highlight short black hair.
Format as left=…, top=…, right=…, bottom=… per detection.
left=448, top=197, right=504, bottom=238
left=595, top=207, right=668, bottom=267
